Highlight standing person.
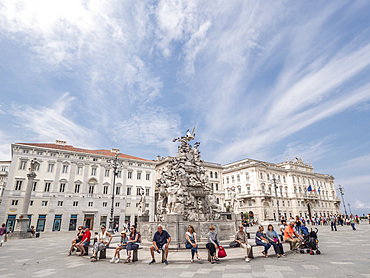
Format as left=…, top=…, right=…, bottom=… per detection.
left=350, top=216, right=356, bottom=230
left=284, top=221, right=303, bottom=252
left=295, top=216, right=302, bottom=234
left=242, top=218, right=248, bottom=233
left=76, top=226, right=91, bottom=256
left=234, top=225, right=252, bottom=262
left=280, top=216, right=286, bottom=225
left=115, top=223, right=119, bottom=233
left=91, top=225, right=113, bottom=262
left=125, top=225, right=139, bottom=263
left=330, top=214, right=337, bottom=231
left=206, top=225, right=220, bottom=264
left=149, top=224, right=171, bottom=265
left=279, top=222, right=287, bottom=241
left=110, top=231, right=129, bottom=263
left=255, top=225, right=271, bottom=258
left=266, top=224, right=286, bottom=257
left=185, top=225, right=201, bottom=262
left=0, top=223, right=7, bottom=247
left=68, top=226, right=84, bottom=256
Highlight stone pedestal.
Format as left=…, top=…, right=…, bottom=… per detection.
left=138, top=215, right=149, bottom=222
left=10, top=218, right=32, bottom=239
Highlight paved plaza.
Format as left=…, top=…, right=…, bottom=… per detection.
left=0, top=223, right=369, bottom=278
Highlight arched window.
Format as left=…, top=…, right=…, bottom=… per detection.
left=262, top=185, right=265, bottom=193
left=215, top=172, right=218, bottom=178
left=210, top=171, right=213, bottom=178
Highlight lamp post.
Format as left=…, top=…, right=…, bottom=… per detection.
left=348, top=203, right=352, bottom=215
left=338, top=184, right=348, bottom=216
left=271, top=175, right=281, bottom=222
left=108, top=151, right=121, bottom=234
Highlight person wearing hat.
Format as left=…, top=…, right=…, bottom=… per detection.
left=110, top=231, right=129, bottom=263
left=76, top=226, right=91, bottom=256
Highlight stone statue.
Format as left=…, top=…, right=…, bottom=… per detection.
left=138, top=188, right=149, bottom=217
left=156, top=128, right=220, bottom=221
left=28, top=159, right=39, bottom=174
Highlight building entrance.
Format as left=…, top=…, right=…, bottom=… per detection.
left=84, top=214, right=94, bottom=230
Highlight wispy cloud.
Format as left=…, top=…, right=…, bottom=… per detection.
left=11, top=93, right=97, bottom=148
left=355, top=200, right=370, bottom=209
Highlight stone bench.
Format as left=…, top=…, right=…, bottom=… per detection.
left=98, top=245, right=142, bottom=262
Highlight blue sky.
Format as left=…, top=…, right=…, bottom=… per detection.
left=0, top=1, right=370, bottom=215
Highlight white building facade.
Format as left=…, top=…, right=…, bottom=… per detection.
left=0, top=160, right=11, bottom=207
left=0, top=141, right=156, bottom=232
left=222, top=158, right=341, bottom=222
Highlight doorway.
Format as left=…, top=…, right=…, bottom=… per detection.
left=69, top=215, right=77, bottom=231
left=84, top=214, right=94, bottom=230
left=52, top=215, right=62, bottom=231
left=6, top=215, right=16, bottom=231
left=36, top=215, right=46, bottom=232
left=307, top=204, right=312, bottom=219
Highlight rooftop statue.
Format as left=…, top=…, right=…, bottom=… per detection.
left=156, top=128, right=221, bottom=221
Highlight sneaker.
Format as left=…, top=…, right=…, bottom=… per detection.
left=149, top=259, right=156, bottom=265
left=110, top=257, right=116, bottom=263
left=245, top=258, right=250, bottom=262
left=115, top=259, right=120, bottom=264
left=164, top=260, right=168, bottom=265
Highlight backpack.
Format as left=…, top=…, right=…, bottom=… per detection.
left=137, top=231, right=142, bottom=243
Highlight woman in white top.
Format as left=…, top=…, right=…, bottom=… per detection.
left=185, top=225, right=201, bottom=262
left=91, top=225, right=112, bottom=262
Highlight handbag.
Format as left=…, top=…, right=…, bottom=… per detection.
left=229, top=241, right=240, bottom=248
left=218, top=246, right=227, bottom=258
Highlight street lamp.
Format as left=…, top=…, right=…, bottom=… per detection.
left=108, top=150, right=122, bottom=234
left=271, top=175, right=281, bottom=222
left=337, top=184, right=348, bottom=216
left=348, top=203, right=352, bottom=215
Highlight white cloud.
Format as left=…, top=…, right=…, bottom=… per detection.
left=355, top=200, right=370, bottom=209
left=11, top=93, right=97, bottom=148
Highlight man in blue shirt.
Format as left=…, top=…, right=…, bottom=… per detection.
left=149, top=224, right=171, bottom=265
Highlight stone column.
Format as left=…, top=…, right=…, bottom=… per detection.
left=13, top=159, right=39, bottom=239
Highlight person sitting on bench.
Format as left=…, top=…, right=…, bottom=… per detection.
left=206, top=225, right=220, bottom=264
left=68, top=226, right=84, bottom=256
left=149, top=224, right=171, bottom=265
left=91, top=225, right=112, bottom=262
left=110, top=231, right=129, bottom=263
left=234, top=225, right=252, bottom=262
left=185, top=225, right=201, bottom=262
left=284, top=221, right=302, bottom=252
left=124, top=225, right=139, bottom=263
left=255, top=225, right=271, bottom=258
left=266, top=224, right=286, bottom=257
left=76, top=226, right=91, bottom=256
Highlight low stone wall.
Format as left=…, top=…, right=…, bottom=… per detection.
left=138, top=214, right=240, bottom=248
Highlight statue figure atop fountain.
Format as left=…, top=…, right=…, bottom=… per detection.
left=156, top=128, right=221, bottom=221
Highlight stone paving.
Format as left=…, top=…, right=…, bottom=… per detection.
left=0, top=223, right=369, bottom=278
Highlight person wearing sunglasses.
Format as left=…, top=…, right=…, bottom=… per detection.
left=68, top=225, right=84, bottom=256
left=91, top=225, right=112, bottom=262
left=206, top=226, right=220, bottom=264
left=124, top=225, right=139, bottom=263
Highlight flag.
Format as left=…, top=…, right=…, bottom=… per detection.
left=318, top=187, right=321, bottom=193
left=307, top=185, right=312, bottom=191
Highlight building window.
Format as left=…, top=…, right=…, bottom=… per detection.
left=41, top=201, right=48, bottom=206
left=231, top=176, right=235, bottom=183
left=59, top=183, right=66, bottom=192
left=116, top=170, right=122, bottom=178
left=32, top=182, right=37, bottom=191
left=93, top=158, right=98, bottom=162
left=136, top=187, right=142, bottom=195
left=91, top=168, right=97, bottom=176
left=238, top=187, right=241, bottom=193
left=215, top=172, right=218, bottom=179
left=146, top=173, right=150, bottom=181
left=245, top=173, right=249, bottom=180
left=282, top=200, right=285, bottom=206
left=116, top=187, right=120, bottom=195
left=292, top=176, right=295, bottom=183
left=128, top=172, right=132, bottom=179
left=37, top=151, right=43, bottom=155
left=58, top=201, right=63, bottom=206
left=237, top=175, right=240, bottom=182
left=79, top=156, right=84, bottom=160
left=137, top=172, right=141, bottom=180
left=11, top=200, right=18, bottom=206
left=126, top=203, right=131, bottom=208
left=262, top=185, right=265, bottom=193
left=145, top=188, right=150, bottom=196
left=73, top=201, right=78, bottom=206
left=77, top=167, right=82, bottom=175
left=129, top=162, right=133, bottom=166
left=19, top=161, right=27, bottom=170
left=226, top=177, right=229, bottom=184
left=283, top=176, right=286, bottom=183
left=30, top=200, right=33, bottom=206
left=103, top=186, right=108, bottom=194
left=103, top=202, right=107, bottom=207
left=47, top=164, right=54, bottom=173
left=248, top=199, right=252, bottom=206
left=88, top=202, right=93, bottom=207
left=44, top=182, right=51, bottom=192
left=105, top=169, right=110, bottom=177
left=64, top=155, right=70, bottom=158
left=247, top=186, right=250, bottom=194
left=89, top=185, right=94, bottom=194
left=50, top=153, right=56, bottom=157
left=15, top=180, right=23, bottom=191
left=215, top=183, right=219, bottom=191
left=267, top=174, right=270, bottom=180
left=210, top=171, right=213, bottom=178
left=115, top=202, right=120, bottom=207
left=127, top=187, right=131, bottom=195
left=62, top=165, right=68, bottom=174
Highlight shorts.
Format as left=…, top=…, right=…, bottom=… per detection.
left=76, top=239, right=82, bottom=244
left=153, top=245, right=166, bottom=251
left=83, top=241, right=90, bottom=246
